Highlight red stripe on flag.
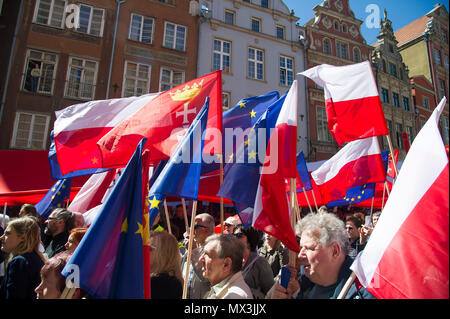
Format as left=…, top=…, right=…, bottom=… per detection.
left=367, top=164, right=449, bottom=299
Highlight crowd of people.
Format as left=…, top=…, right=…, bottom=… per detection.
left=0, top=202, right=380, bottom=299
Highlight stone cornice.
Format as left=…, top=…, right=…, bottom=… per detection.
left=311, top=6, right=363, bottom=26
left=307, top=27, right=372, bottom=50
left=231, top=0, right=299, bottom=23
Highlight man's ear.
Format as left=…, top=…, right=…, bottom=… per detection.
left=331, top=242, right=341, bottom=259
left=223, top=257, right=232, bottom=271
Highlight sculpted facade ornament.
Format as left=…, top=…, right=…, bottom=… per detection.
left=334, top=0, right=344, bottom=12
left=349, top=25, right=359, bottom=38
left=322, top=16, right=332, bottom=29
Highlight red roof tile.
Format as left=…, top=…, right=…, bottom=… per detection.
left=394, top=15, right=430, bottom=47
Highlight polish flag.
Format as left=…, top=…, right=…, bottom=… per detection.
left=351, top=97, right=449, bottom=299
left=53, top=93, right=159, bottom=176
left=253, top=81, right=299, bottom=253
left=311, top=137, right=386, bottom=204
left=299, top=61, right=389, bottom=146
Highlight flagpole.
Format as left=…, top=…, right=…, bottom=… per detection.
left=220, top=159, right=224, bottom=234
left=310, top=189, right=319, bottom=211
left=163, top=199, right=172, bottom=235
left=289, top=178, right=298, bottom=267
left=181, top=198, right=189, bottom=233
left=182, top=200, right=198, bottom=299
left=337, top=272, right=356, bottom=299
left=369, top=195, right=375, bottom=218
left=2, top=203, right=7, bottom=229
left=386, top=135, right=399, bottom=180
left=302, top=188, right=314, bottom=215
left=381, top=182, right=387, bottom=209
left=385, top=182, right=390, bottom=197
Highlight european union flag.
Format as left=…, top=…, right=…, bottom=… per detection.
left=48, top=131, right=111, bottom=180
left=62, top=138, right=146, bottom=299
left=296, top=151, right=313, bottom=193
left=147, top=160, right=168, bottom=227
left=381, top=151, right=389, bottom=173
left=326, top=183, right=376, bottom=207
left=35, top=178, right=72, bottom=221
left=217, top=92, right=286, bottom=221
left=149, top=98, right=209, bottom=200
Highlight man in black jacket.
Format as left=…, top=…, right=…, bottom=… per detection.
left=43, top=208, right=74, bottom=258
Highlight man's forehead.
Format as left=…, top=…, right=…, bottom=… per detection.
left=299, top=233, right=319, bottom=246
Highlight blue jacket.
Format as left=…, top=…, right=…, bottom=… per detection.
left=0, top=251, right=44, bottom=299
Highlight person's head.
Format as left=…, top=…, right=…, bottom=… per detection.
left=149, top=231, right=183, bottom=284
left=223, top=216, right=240, bottom=234
left=317, top=206, right=328, bottom=215
left=372, top=211, right=382, bottom=227
left=35, top=255, right=68, bottom=299
left=19, top=204, right=39, bottom=219
left=72, top=212, right=85, bottom=228
left=193, top=213, right=215, bottom=246
left=297, top=213, right=348, bottom=286
left=352, top=212, right=365, bottom=225
left=263, top=233, right=281, bottom=251
left=0, top=216, right=42, bottom=257
left=175, top=205, right=184, bottom=218
left=45, top=208, right=74, bottom=237
left=199, top=234, right=245, bottom=286
left=232, top=225, right=260, bottom=255
left=65, top=227, right=87, bottom=254
left=345, top=216, right=362, bottom=242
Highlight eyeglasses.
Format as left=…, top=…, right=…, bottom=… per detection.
left=345, top=226, right=354, bottom=230
left=233, top=232, right=245, bottom=238
left=47, top=217, right=60, bottom=221
left=194, top=224, right=208, bottom=230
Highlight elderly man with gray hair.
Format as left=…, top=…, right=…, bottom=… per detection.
left=200, top=234, right=253, bottom=299
left=271, top=213, right=375, bottom=299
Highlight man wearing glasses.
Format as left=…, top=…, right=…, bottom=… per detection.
left=181, top=213, right=215, bottom=299
left=43, top=208, right=74, bottom=258
left=345, top=216, right=367, bottom=259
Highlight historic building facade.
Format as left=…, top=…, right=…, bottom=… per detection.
left=302, top=0, right=372, bottom=161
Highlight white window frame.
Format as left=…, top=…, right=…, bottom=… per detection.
left=163, top=21, right=187, bottom=51
left=336, top=41, right=348, bottom=59
left=128, top=13, right=154, bottom=44
left=159, top=67, right=185, bottom=91
left=353, top=47, right=361, bottom=62
left=65, top=57, right=98, bottom=100
left=279, top=55, right=294, bottom=87
left=122, top=61, right=151, bottom=97
left=10, top=111, right=50, bottom=150
left=251, top=17, right=261, bottom=32
left=33, top=0, right=67, bottom=28
left=317, top=106, right=332, bottom=142
left=213, top=39, right=231, bottom=73
left=224, top=9, right=235, bottom=25
left=76, top=4, right=105, bottom=37
left=21, top=49, right=58, bottom=94
left=323, top=38, right=331, bottom=54
left=422, top=96, right=430, bottom=109
left=222, top=91, right=231, bottom=110
left=438, top=79, right=446, bottom=100
left=247, top=47, right=264, bottom=80
left=276, top=25, right=285, bottom=40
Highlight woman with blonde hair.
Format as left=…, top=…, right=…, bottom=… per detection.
left=0, top=216, right=46, bottom=299
left=149, top=230, right=183, bottom=299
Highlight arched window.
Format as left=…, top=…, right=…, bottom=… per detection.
left=342, top=24, right=348, bottom=33
left=323, top=38, right=331, bottom=55
left=334, top=20, right=340, bottom=31
left=353, top=47, right=360, bottom=62
left=382, top=59, right=387, bottom=72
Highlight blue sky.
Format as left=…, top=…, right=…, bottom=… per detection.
left=283, top=0, right=449, bottom=45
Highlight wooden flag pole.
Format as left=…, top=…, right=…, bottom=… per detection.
left=163, top=199, right=172, bottom=235
left=182, top=200, right=198, bottom=299
left=220, top=159, right=224, bottom=234
left=302, top=188, right=314, bottom=215
left=288, top=178, right=298, bottom=267
left=310, top=189, right=319, bottom=211
left=385, top=181, right=390, bottom=197
left=337, top=272, right=356, bottom=299
left=381, top=181, right=387, bottom=209
left=369, top=195, right=375, bottom=220
left=181, top=198, right=189, bottom=232
left=386, top=135, right=399, bottom=180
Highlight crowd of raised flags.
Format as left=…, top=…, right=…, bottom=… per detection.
left=31, top=62, right=449, bottom=299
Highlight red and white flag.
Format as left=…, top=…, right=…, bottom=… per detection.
left=299, top=61, right=389, bottom=146
left=311, top=137, right=386, bottom=204
left=253, top=80, right=299, bottom=253
left=351, top=97, right=449, bottom=299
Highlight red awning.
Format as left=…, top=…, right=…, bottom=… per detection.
left=0, top=150, right=89, bottom=205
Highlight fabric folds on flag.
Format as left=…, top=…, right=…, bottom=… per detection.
left=311, top=137, right=386, bottom=204
left=62, top=139, right=147, bottom=299
left=326, top=183, right=376, bottom=207
left=148, top=99, right=210, bottom=200
left=35, top=178, right=72, bottom=220
left=98, top=71, right=222, bottom=168
left=295, top=151, right=313, bottom=193
left=351, top=97, right=449, bottom=299
left=253, top=81, right=299, bottom=253
left=299, top=61, right=388, bottom=146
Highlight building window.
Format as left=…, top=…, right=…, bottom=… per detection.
left=22, top=49, right=57, bottom=94
left=336, top=41, right=348, bottom=59
left=279, top=55, right=293, bottom=86
left=395, top=122, right=403, bottom=149
left=163, top=22, right=187, bottom=51
left=317, top=107, right=332, bottom=142
left=353, top=47, right=360, bottom=62
left=383, top=120, right=392, bottom=149
left=11, top=112, right=50, bottom=150
left=261, top=0, right=269, bottom=8
left=323, top=38, right=331, bottom=54
left=342, top=24, right=347, bottom=33
left=422, top=96, right=430, bottom=109
left=382, top=59, right=387, bottom=72
left=248, top=47, right=264, bottom=80
left=251, top=18, right=261, bottom=32
left=399, top=68, right=404, bottom=80
left=33, top=0, right=66, bottom=28
left=333, top=21, right=340, bottom=31
left=441, top=29, right=448, bottom=43
left=405, top=125, right=414, bottom=145
left=393, top=92, right=400, bottom=107
left=276, top=25, right=285, bottom=40
left=389, top=44, right=394, bottom=53
left=76, top=4, right=104, bottom=37
left=243, top=0, right=250, bottom=2
left=65, top=57, right=98, bottom=99
left=225, top=10, right=235, bottom=25
left=129, top=14, right=154, bottom=43
left=213, top=39, right=231, bottom=73
left=381, top=88, right=389, bottom=104
left=434, top=49, right=442, bottom=66
left=441, top=117, right=449, bottom=145
left=444, top=55, right=449, bottom=70
left=222, top=92, right=231, bottom=110
left=159, top=68, right=184, bottom=91
left=389, top=62, right=397, bottom=77
left=122, top=61, right=151, bottom=97
left=438, top=79, right=446, bottom=100
left=402, top=96, right=410, bottom=111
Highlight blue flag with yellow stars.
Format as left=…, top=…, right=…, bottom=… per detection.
left=147, top=160, right=168, bottom=227
left=326, top=183, right=376, bottom=207
left=62, top=138, right=146, bottom=299
left=35, top=178, right=72, bottom=221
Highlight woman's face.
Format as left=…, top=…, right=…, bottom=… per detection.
left=0, top=226, right=23, bottom=254
left=64, top=234, right=79, bottom=254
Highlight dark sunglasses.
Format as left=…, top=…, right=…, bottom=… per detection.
left=194, top=224, right=208, bottom=230
left=234, top=232, right=245, bottom=238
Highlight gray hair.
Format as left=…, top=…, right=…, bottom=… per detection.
left=51, top=208, right=74, bottom=233
left=317, top=206, right=328, bottom=214
left=205, top=234, right=245, bottom=273
left=297, top=213, right=349, bottom=255
left=196, top=213, right=215, bottom=234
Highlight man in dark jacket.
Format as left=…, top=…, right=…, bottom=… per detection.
left=43, top=208, right=74, bottom=258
